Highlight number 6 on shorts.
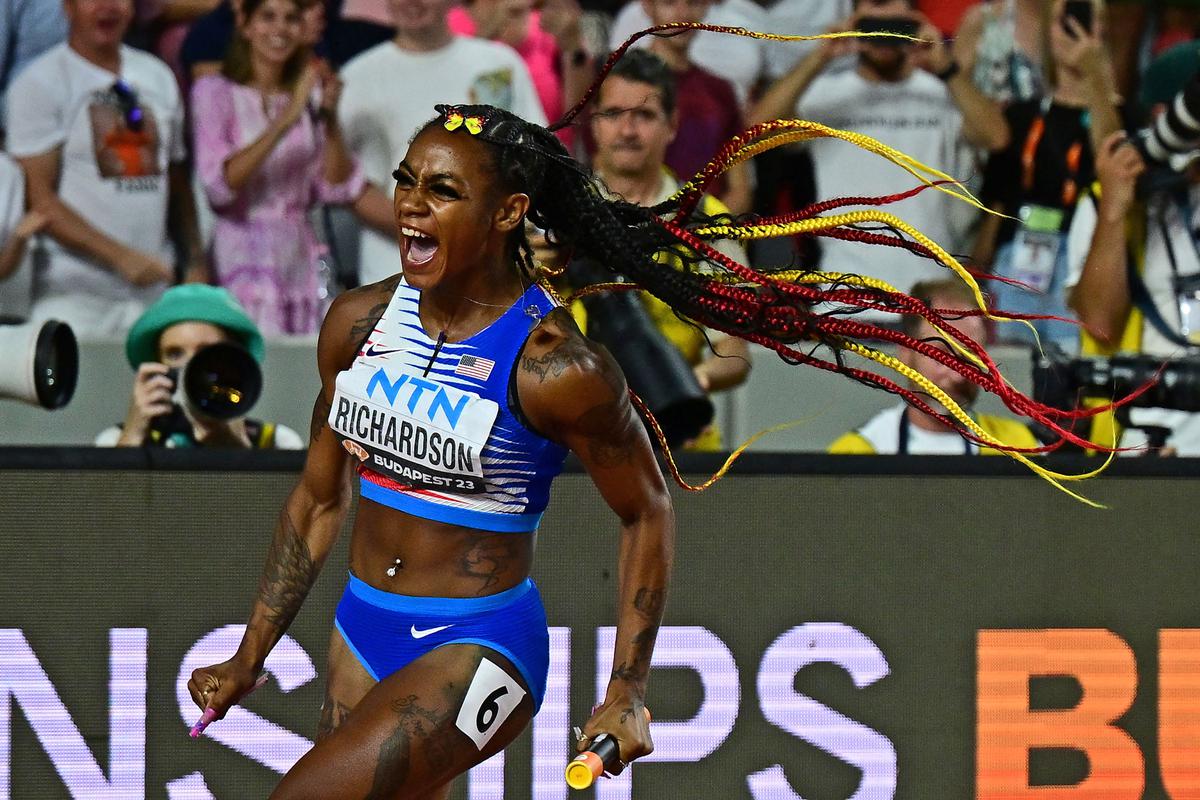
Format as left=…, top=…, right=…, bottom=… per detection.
left=456, top=657, right=526, bottom=750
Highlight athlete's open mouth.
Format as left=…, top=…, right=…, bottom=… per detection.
left=401, top=226, right=439, bottom=267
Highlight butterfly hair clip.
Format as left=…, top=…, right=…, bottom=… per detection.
left=440, top=105, right=485, bottom=135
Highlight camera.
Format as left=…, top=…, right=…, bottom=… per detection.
left=167, top=342, right=263, bottom=420
left=1136, top=69, right=1200, bottom=168
left=1033, top=348, right=1200, bottom=413
left=0, top=318, right=78, bottom=409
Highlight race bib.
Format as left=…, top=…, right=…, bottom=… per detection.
left=329, top=365, right=499, bottom=493
left=1011, top=204, right=1065, bottom=295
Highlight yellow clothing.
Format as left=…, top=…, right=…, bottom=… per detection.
left=829, top=408, right=1039, bottom=455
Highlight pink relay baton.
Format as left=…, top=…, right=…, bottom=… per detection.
left=190, top=674, right=269, bottom=738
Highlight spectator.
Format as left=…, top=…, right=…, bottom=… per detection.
left=0, top=0, right=68, bottom=132
left=607, top=0, right=765, bottom=105
left=96, top=284, right=304, bottom=447
left=181, top=0, right=327, bottom=81
left=0, top=152, right=49, bottom=317
left=1065, top=44, right=1200, bottom=454
left=982, top=0, right=1121, bottom=351
left=6, top=0, right=204, bottom=339
left=829, top=278, right=1039, bottom=453
left=636, top=0, right=753, bottom=214
left=448, top=0, right=593, bottom=143
left=952, top=0, right=1048, bottom=106
left=338, top=0, right=546, bottom=286
left=190, top=0, right=365, bottom=335
left=749, top=0, right=1010, bottom=310
left=587, top=49, right=750, bottom=449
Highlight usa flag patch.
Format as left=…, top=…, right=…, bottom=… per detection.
left=455, top=354, right=495, bottom=381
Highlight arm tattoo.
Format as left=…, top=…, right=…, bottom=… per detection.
left=520, top=335, right=591, bottom=383
left=350, top=302, right=389, bottom=340
left=459, top=533, right=520, bottom=594
left=364, top=694, right=455, bottom=799
left=256, top=509, right=318, bottom=630
left=309, top=391, right=331, bottom=444
left=610, top=626, right=658, bottom=685
left=633, top=588, right=665, bottom=618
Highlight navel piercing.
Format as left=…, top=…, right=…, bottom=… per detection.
left=386, top=558, right=404, bottom=577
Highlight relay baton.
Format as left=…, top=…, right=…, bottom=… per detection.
left=190, top=673, right=269, bottom=738
left=565, top=707, right=651, bottom=790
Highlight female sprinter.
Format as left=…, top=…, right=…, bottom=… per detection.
left=187, top=104, right=672, bottom=798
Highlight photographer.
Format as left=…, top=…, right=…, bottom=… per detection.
left=748, top=0, right=1009, bottom=305
left=94, top=285, right=302, bottom=449
left=1065, top=44, right=1200, bottom=454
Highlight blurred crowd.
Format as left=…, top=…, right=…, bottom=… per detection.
left=3, top=0, right=1200, bottom=454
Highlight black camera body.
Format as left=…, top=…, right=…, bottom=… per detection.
left=1033, top=348, right=1200, bottom=413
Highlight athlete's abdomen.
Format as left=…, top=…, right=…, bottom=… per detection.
left=348, top=496, right=537, bottom=599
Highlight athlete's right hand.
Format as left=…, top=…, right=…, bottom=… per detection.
left=188, top=659, right=261, bottom=721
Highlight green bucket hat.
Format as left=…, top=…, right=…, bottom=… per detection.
left=125, top=285, right=265, bottom=368
left=1141, top=41, right=1200, bottom=110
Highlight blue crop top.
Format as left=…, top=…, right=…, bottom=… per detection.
left=328, top=277, right=567, bottom=532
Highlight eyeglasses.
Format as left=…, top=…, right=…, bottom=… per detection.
left=111, top=80, right=144, bottom=132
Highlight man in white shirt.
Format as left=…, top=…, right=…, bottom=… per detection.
left=340, top=0, right=547, bottom=286
left=6, top=0, right=203, bottom=340
left=748, top=0, right=1008, bottom=313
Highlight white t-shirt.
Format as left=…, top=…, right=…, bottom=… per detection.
left=1064, top=187, right=1200, bottom=454
left=339, top=37, right=548, bottom=286
left=797, top=68, right=970, bottom=306
left=0, top=153, right=32, bottom=319
left=5, top=44, right=183, bottom=328
left=854, top=403, right=978, bottom=454
left=607, top=0, right=766, bottom=106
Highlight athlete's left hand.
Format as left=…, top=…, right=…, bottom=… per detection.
left=576, top=694, right=652, bottom=775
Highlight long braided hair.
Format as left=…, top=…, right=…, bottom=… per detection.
left=420, top=25, right=1142, bottom=504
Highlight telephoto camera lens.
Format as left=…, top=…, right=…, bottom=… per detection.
left=0, top=319, right=78, bottom=409
left=182, top=342, right=263, bottom=420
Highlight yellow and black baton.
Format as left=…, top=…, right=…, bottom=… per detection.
left=565, top=707, right=651, bottom=790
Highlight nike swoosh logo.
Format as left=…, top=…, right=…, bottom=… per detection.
left=365, top=344, right=403, bottom=357
left=410, top=624, right=453, bottom=639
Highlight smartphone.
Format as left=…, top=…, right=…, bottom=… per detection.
left=1062, top=0, right=1093, bottom=33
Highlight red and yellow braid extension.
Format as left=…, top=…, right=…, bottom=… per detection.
left=538, top=24, right=1145, bottom=504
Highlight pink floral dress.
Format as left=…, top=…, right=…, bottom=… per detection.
left=191, top=74, right=365, bottom=335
